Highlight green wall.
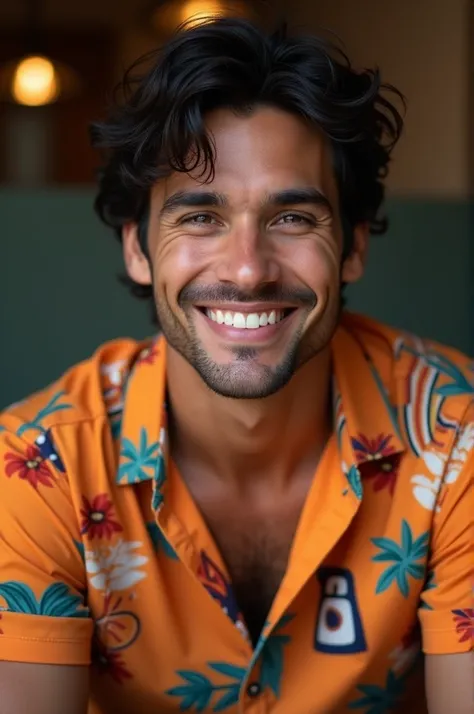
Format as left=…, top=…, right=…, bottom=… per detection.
left=1, top=190, right=472, bottom=408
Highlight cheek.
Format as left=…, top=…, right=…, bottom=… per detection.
left=285, top=240, right=340, bottom=290
left=153, top=238, right=211, bottom=304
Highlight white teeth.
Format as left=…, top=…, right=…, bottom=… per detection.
left=245, top=313, right=260, bottom=329
left=233, top=312, right=246, bottom=328
left=205, top=308, right=286, bottom=328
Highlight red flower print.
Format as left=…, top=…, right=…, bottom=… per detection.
left=352, top=433, right=396, bottom=461
left=80, top=494, right=123, bottom=539
left=93, top=638, right=132, bottom=684
left=4, top=445, right=55, bottom=489
left=452, top=609, right=474, bottom=644
left=359, top=454, right=401, bottom=496
left=137, top=344, right=159, bottom=366
left=352, top=433, right=400, bottom=495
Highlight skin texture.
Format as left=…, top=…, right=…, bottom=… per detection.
left=0, top=661, right=89, bottom=714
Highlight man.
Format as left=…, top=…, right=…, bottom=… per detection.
left=0, top=17, right=472, bottom=714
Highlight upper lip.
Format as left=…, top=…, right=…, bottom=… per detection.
left=195, top=303, right=299, bottom=313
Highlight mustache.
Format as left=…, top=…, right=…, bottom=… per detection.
left=178, top=283, right=317, bottom=308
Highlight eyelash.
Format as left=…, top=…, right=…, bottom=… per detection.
left=180, top=212, right=317, bottom=227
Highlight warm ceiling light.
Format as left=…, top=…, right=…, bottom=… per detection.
left=12, top=55, right=59, bottom=106
left=180, top=0, right=225, bottom=27
left=149, top=0, right=251, bottom=35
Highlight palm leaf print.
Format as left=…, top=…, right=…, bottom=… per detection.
left=372, top=520, right=429, bottom=597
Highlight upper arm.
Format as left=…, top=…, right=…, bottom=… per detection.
left=418, top=404, right=474, bottom=655
left=0, top=424, right=93, bottom=667
left=425, top=653, right=473, bottom=714
left=0, top=661, right=89, bottom=714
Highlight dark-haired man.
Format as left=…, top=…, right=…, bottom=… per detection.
left=0, top=18, right=472, bottom=714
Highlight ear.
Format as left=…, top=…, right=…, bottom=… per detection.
left=341, top=222, right=369, bottom=284
left=122, top=222, right=152, bottom=285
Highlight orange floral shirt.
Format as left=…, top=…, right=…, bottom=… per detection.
left=0, top=312, right=472, bottom=714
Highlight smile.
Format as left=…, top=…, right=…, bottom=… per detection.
left=205, top=308, right=291, bottom=329
left=194, top=304, right=299, bottom=344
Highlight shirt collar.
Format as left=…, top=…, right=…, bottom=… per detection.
left=116, top=316, right=406, bottom=503
left=331, top=314, right=405, bottom=497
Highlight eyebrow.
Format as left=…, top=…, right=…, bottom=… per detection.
left=159, top=187, right=333, bottom=216
left=265, top=188, right=333, bottom=214
left=160, top=191, right=227, bottom=216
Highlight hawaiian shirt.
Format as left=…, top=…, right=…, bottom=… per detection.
left=0, top=312, right=472, bottom=714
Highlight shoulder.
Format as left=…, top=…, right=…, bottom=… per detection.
left=344, top=311, right=473, bottom=449
left=0, top=338, right=150, bottom=439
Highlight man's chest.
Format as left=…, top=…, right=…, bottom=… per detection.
left=201, top=503, right=302, bottom=644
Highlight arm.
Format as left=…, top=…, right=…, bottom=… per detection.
left=418, top=404, right=474, bottom=712
left=425, top=653, right=473, bottom=714
left=0, top=423, right=93, bottom=711
left=0, top=662, right=89, bottom=714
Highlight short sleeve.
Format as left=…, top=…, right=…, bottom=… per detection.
left=418, top=405, right=474, bottom=654
left=0, top=425, right=93, bottom=665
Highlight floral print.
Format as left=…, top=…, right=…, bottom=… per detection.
left=118, top=427, right=161, bottom=484
left=86, top=540, right=148, bottom=592
left=0, top=316, right=472, bottom=713
left=0, top=581, right=88, bottom=617
left=372, top=520, right=429, bottom=597
left=452, top=609, right=474, bottom=644
left=93, top=637, right=133, bottom=684
left=81, top=494, right=123, bottom=540
left=4, top=445, right=55, bottom=489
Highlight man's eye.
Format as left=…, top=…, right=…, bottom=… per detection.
left=275, top=213, right=314, bottom=226
left=183, top=213, right=217, bottom=225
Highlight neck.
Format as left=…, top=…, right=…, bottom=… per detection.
left=166, top=345, right=333, bottom=490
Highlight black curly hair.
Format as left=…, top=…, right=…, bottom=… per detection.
left=91, top=16, right=404, bottom=319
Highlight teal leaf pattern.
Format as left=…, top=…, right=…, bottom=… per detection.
left=118, top=427, right=160, bottom=484
left=0, top=581, right=89, bottom=617
left=146, top=522, right=178, bottom=560
left=349, top=669, right=404, bottom=713
left=346, top=465, right=363, bottom=499
left=372, top=521, right=429, bottom=598
left=16, top=391, right=73, bottom=437
left=396, top=342, right=473, bottom=396
left=259, top=613, right=294, bottom=697
left=74, top=539, right=86, bottom=561
left=166, top=662, right=246, bottom=712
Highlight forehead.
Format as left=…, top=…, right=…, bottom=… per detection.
left=154, top=106, right=338, bottom=203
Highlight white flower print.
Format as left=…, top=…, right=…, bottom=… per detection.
left=445, top=422, right=474, bottom=485
left=411, top=474, right=442, bottom=512
left=421, top=450, right=447, bottom=477
left=86, top=539, right=148, bottom=592
left=411, top=422, right=474, bottom=511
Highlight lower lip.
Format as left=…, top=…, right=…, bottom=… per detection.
left=195, top=309, right=297, bottom=343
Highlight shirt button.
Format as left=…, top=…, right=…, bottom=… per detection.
left=246, top=682, right=261, bottom=698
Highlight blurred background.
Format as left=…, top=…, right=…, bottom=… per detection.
left=0, top=0, right=472, bottom=407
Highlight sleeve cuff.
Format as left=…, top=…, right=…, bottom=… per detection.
left=0, top=612, right=94, bottom=665
left=419, top=607, right=473, bottom=655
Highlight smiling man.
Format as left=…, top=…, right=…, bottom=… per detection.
left=0, top=18, right=472, bottom=714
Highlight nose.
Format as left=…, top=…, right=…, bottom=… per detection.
left=215, top=220, right=281, bottom=291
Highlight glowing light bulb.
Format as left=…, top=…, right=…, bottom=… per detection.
left=180, top=0, right=225, bottom=27
left=12, top=56, right=59, bottom=107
